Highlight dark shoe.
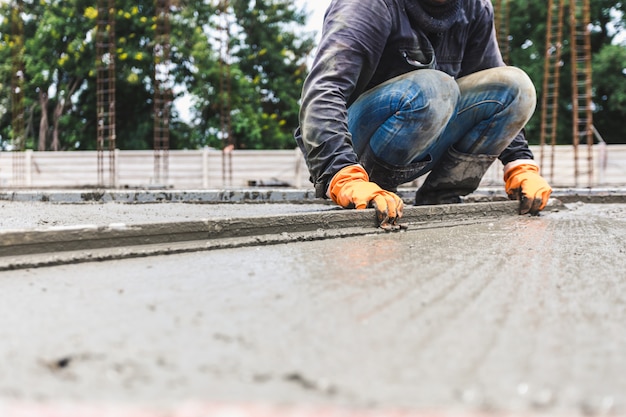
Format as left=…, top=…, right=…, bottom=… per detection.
left=414, top=146, right=496, bottom=205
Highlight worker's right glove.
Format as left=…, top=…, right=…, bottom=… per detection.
left=328, top=164, right=404, bottom=229
left=504, top=160, right=552, bottom=215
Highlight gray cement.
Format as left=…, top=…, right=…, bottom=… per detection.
left=0, top=201, right=335, bottom=232
left=0, top=198, right=625, bottom=416
left=0, top=198, right=539, bottom=270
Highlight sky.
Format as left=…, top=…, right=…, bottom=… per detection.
left=295, top=0, right=332, bottom=43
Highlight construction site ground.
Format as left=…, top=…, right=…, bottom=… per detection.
left=0, top=187, right=625, bottom=417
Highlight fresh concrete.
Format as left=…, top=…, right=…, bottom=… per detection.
left=0, top=198, right=526, bottom=270
left=0, top=193, right=625, bottom=416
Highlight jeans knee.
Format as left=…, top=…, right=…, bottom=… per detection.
left=399, top=69, right=459, bottom=123
left=490, top=66, right=537, bottom=120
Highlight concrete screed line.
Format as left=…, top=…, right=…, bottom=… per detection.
left=1, top=187, right=626, bottom=204
left=0, top=188, right=625, bottom=271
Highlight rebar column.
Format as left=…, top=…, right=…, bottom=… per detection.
left=218, top=0, right=233, bottom=187
left=539, top=0, right=565, bottom=183
left=539, top=0, right=593, bottom=187
left=96, top=0, right=117, bottom=187
left=154, top=0, right=172, bottom=186
left=569, top=0, right=594, bottom=187
left=493, top=0, right=510, bottom=64
left=10, top=0, right=26, bottom=186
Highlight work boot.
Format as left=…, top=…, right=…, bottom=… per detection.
left=414, top=146, right=497, bottom=205
left=360, top=144, right=431, bottom=192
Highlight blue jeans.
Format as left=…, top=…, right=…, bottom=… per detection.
left=347, top=67, right=536, bottom=186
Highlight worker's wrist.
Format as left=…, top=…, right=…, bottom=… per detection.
left=326, top=164, right=367, bottom=198
left=503, top=159, right=538, bottom=175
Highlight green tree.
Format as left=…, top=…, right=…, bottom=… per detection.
left=592, top=43, right=626, bottom=142
left=0, top=0, right=157, bottom=150
left=0, top=0, right=314, bottom=151
left=185, top=0, right=314, bottom=150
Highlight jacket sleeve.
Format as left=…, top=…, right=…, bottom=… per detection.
left=295, top=0, right=393, bottom=198
left=499, top=129, right=534, bottom=164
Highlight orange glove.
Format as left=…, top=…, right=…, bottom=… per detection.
left=504, top=161, right=552, bottom=215
left=328, top=165, right=404, bottom=229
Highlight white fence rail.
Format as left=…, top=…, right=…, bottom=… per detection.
left=1, top=145, right=625, bottom=190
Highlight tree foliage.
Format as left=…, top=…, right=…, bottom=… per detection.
left=0, top=0, right=314, bottom=151
left=186, top=0, right=314, bottom=149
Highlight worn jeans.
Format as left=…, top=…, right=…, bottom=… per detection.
left=347, top=67, right=537, bottom=188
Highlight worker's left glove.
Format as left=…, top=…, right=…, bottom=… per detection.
left=328, top=164, right=404, bottom=229
left=504, top=160, right=552, bottom=215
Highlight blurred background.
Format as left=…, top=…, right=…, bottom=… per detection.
left=0, top=0, right=625, bottom=189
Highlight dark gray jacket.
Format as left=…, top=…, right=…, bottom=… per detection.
left=295, top=0, right=534, bottom=197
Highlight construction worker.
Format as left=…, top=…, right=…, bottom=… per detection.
left=294, top=0, right=552, bottom=229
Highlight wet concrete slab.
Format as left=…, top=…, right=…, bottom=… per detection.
left=1, top=188, right=624, bottom=235
left=0, top=199, right=625, bottom=416
left=0, top=198, right=546, bottom=270
left=1, top=186, right=623, bottom=272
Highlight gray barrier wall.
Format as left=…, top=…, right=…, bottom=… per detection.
left=0, top=145, right=624, bottom=189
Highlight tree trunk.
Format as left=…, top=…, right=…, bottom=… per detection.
left=51, top=78, right=82, bottom=151
left=38, top=90, right=49, bottom=151
left=51, top=99, right=63, bottom=151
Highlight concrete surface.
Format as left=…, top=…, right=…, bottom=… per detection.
left=0, top=187, right=526, bottom=269
left=0, top=187, right=625, bottom=417
left=1, top=187, right=624, bottom=272
left=2, top=186, right=626, bottom=204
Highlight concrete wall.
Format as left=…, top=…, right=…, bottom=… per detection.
left=0, top=145, right=624, bottom=190
left=0, top=148, right=309, bottom=190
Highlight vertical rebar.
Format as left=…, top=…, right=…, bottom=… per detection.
left=154, top=0, right=172, bottom=186
left=538, top=0, right=593, bottom=187
left=539, top=0, right=565, bottom=183
left=569, top=0, right=593, bottom=187
left=493, top=0, right=510, bottom=64
left=218, top=0, right=233, bottom=187
left=10, top=0, right=26, bottom=186
left=96, top=0, right=117, bottom=187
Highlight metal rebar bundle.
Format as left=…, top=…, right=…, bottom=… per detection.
left=569, top=0, right=594, bottom=187
left=154, top=0, right=172, bottom=186
left=538, top=0, right=565, bottom=184
left=493, top=0, right=511, bottom=64
left=96, top=0, right=117, bottom=187
left=533, top=0, right=593, bottom=187
left=218, top=0, right=233, bottom=186
left=10, top=0, right=26, bottom=186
